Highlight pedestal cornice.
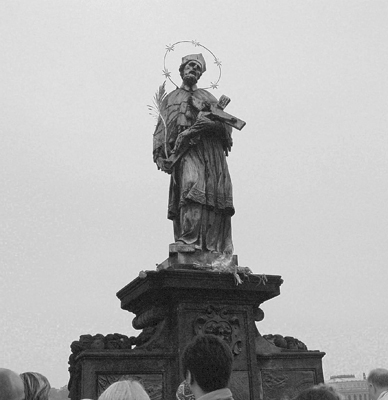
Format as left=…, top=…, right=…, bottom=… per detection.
left=116, top=269, right=283, bottom=314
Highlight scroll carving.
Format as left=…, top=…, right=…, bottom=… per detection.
left=132, top=306, right=168, bottom=330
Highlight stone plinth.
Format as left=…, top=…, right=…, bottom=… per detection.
left=117, top=269, right=281, bottom=400
left=68, top=269, right=324, bottom=400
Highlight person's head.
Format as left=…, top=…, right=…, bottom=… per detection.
left=20, top=372, right=50, bottom=400
left=98, top=380, right=150, bottom=400
left=367, top=368, right=388, bottom=400
left=294, top=384, right=342, bottom=400
left=181, top=334, right=233, bottom=395
left=0, top=368, right=25, bottom=400
left=179, top=54, right=206, bottom=87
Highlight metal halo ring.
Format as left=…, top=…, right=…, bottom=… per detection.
left=162, top=40, right=222, bottom=90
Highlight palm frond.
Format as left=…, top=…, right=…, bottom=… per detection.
left=148, top=81, right=167, bottom=121
left=148, top=82, right=168, bottom=157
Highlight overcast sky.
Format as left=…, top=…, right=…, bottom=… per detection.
left=1, top=0, right=387, bottom=388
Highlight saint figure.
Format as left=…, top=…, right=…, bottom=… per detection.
left=153, top=53, right=234, bottom=255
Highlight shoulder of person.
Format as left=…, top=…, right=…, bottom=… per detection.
left=165, top=88, right=191, bottom=104
left=194, top=89, right=218, bottom=103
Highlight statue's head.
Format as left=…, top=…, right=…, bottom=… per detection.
left=179, top=53, right=206, bottom=86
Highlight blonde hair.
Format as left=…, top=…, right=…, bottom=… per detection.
left=20, top=372, right=51, bottom=400
left=98, top=380, right=150, bottom=400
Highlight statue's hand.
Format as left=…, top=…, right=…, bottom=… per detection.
left=162, top=160, right=173, bottom=174
left=156, top=157, right=164, bottom=170
left=156, top=157, right=172, bottom=174
left=194, top=112, right=218, bottom=133
left=194, top=112, right=215, bottom=130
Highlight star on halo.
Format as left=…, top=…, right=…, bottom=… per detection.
left=165, top=44, right=175, bottom=52
left=162, top=68, right=171, bottom=78
left=214, top=58, right=222, bottom=67
left=191, top=40, right=201, bottom=47
left=210, top=82, right=219, bottom=89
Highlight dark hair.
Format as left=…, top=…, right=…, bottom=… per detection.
left=294, top=384, right=342, bottom=400
left=181, top=334, right=233, bottom=393
left=368, top=369, right=388, bottom=388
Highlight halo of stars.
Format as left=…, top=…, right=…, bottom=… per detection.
left=163, top=40, right=222, bottom=90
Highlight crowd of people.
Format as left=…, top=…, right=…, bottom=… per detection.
left=1, top=335, right=387, bottom=400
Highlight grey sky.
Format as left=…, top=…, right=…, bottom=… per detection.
left=1, top=0, right=387, bottom=388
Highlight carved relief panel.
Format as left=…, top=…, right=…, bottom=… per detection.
left=261, top=369, right=315, bottom=400
left=178, top=302, right=254, bottom=372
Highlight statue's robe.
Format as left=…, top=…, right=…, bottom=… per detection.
left=153, top=87, right=234, bottom=254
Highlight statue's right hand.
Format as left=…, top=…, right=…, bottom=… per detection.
left=156, top=157, right=165, bottom=170
left=156, top=157, right=173, bottom=174
left=162, top=160, right=173, bottom=174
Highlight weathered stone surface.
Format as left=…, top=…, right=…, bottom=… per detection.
left=68, top=270, right=324, bottom=400
left=69, top=351, right=173, bottom=400
left=153, top=53, right=241, bottom=254
left=117, top=270, right=282, bottom=315
left=263, top=334, right=308, bottom=351
left=258, top=352, right=325, bottom=400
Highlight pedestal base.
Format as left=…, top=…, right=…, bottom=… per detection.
left=68, top=270, right=324, bottom=400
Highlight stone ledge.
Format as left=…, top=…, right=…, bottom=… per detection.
left=117, top=269, right=283, bottom=314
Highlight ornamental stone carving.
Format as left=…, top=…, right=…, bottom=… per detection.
left=194, top=305, right=242, bottom=356
left=261, top=369, right=315, bottom=400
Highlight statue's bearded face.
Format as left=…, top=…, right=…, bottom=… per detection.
left=182, top=61, right=202, bottom=86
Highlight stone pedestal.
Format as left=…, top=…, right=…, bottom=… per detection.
left=68, top=269, right=325, bottom=400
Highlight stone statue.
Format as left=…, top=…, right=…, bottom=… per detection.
left=153, top=53, right=243, bottom=258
